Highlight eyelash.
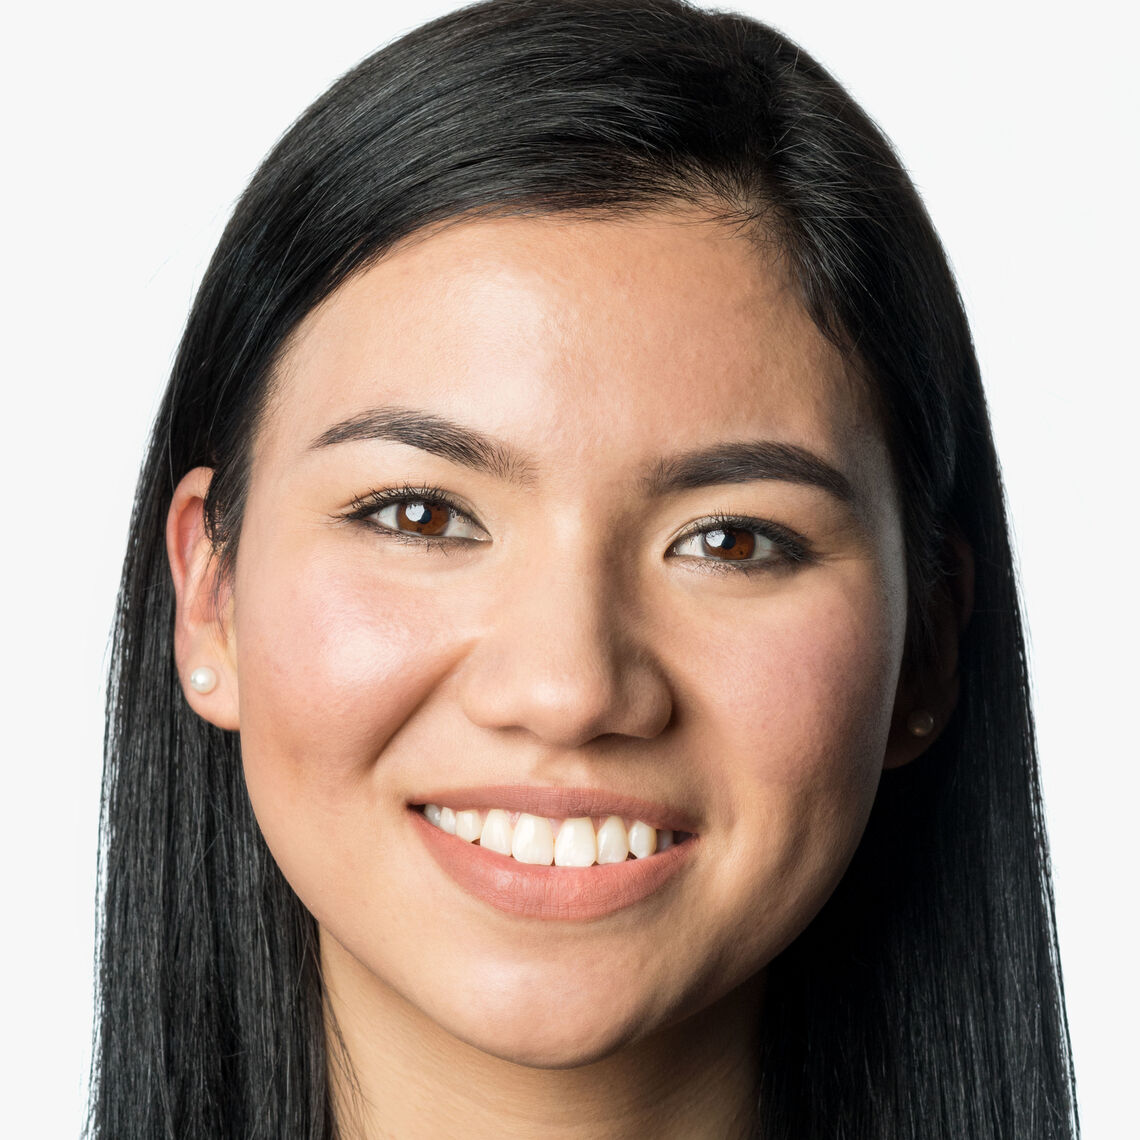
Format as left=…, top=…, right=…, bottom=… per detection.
left=341, top=485, right=813, bottom=574
left=672, top=512, right=811, bottom=575
left=343, top=484, right=480, bottom=551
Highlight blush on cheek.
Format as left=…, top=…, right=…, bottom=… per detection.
left=726, top=615, right=897, bottom=786
left=757, top=604, right=899, bottom=906
left=234, top=551, right=471, bottom=797
left=704, top=600, right=898, bottom=963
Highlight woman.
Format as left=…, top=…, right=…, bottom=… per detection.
left=89, top=0, right=1078, bottom=1136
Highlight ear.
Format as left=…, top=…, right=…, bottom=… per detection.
left=883, top=531, right=974, bottom=769
left=166, top=467, right=240, bottom=731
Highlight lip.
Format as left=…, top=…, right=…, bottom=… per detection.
left=409, top=804, right=698, bottom=921
left=409, top=784, right=700, bottom=833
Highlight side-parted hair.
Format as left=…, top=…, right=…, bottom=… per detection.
left=90, top=2, right=1078, bottom=1136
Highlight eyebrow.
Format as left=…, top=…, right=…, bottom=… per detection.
left=641, top=440, right=854, bottom=502
left=310, top=405, right=854, bottom=503
left=310, top=406, right=538, bottom=485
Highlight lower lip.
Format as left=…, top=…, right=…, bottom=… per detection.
left=409, top=809, right=696, bottom=921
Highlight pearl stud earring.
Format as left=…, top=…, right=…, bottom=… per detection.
left=907, top=710, right=935, bottom=738
left=189, top=666, right=218, bottom=695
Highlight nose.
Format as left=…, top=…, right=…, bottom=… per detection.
left=457, top=555, right=674, bottom=750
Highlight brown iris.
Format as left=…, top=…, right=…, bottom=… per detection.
left=702, top=527, right=756, bottom=560
left=396, top=500, right=451, bottom=536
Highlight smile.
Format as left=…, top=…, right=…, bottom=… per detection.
left=409, top=788, right=698, bottom=920
left=420, top=804, right=688, bottom=866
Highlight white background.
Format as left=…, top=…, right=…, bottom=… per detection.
left=2, top=1, right=1135, bottom=1134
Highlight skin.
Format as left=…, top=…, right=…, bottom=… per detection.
left=168, top=210, right=956, bottom=1138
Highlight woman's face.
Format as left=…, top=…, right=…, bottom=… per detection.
left=192, top=210, right=912, bottom=1067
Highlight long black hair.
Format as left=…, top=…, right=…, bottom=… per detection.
left=90, top=1, right=1078, bottom=1135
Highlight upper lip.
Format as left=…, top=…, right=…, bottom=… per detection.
left=409, top=784, right=699, bottom=833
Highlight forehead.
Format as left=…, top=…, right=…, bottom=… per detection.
left=264, top=210, right=884, bottom=493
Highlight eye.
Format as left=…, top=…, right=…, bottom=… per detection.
left=669, top=515, right=809, bottom=572
left=371, top=498, right=484, bottom=540
left=345, top=486, right=489, bottom=544
left=674, top=526, right=775, bottom=561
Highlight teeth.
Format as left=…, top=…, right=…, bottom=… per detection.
left=512, top=813, right=555, bottom=865
left=628, top=821, right=657, bottom=858
left=454, top=809, right=483, bottom=842
left=422, top=804, right=679, bottom=866
left=554, top=817, right=597, bottom=867
left=479, top=808, right=513, bottom=855
left=596, top=815, right=630, bottom=864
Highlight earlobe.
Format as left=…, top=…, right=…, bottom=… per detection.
left=882, top=531, right=974, bottom=770
left=883, top=700, right=951, bottom=771
left=166, top=467, right=240, bottom=731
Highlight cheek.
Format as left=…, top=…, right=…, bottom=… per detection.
left=686, top=573, right=904, bottom=932
left=730, top=591, right=900, bottom=783
left=231, top=542, right=464, bottom=813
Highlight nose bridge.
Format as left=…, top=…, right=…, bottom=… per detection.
left=458, top=538, right=673, bottom=749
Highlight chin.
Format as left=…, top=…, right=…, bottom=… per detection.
left=449, top=1009, right=646, bottom=1071
left=412, top=965, right=665, bottom=1070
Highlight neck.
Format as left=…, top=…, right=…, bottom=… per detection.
left=322, top=933, right=762, bottom=1140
